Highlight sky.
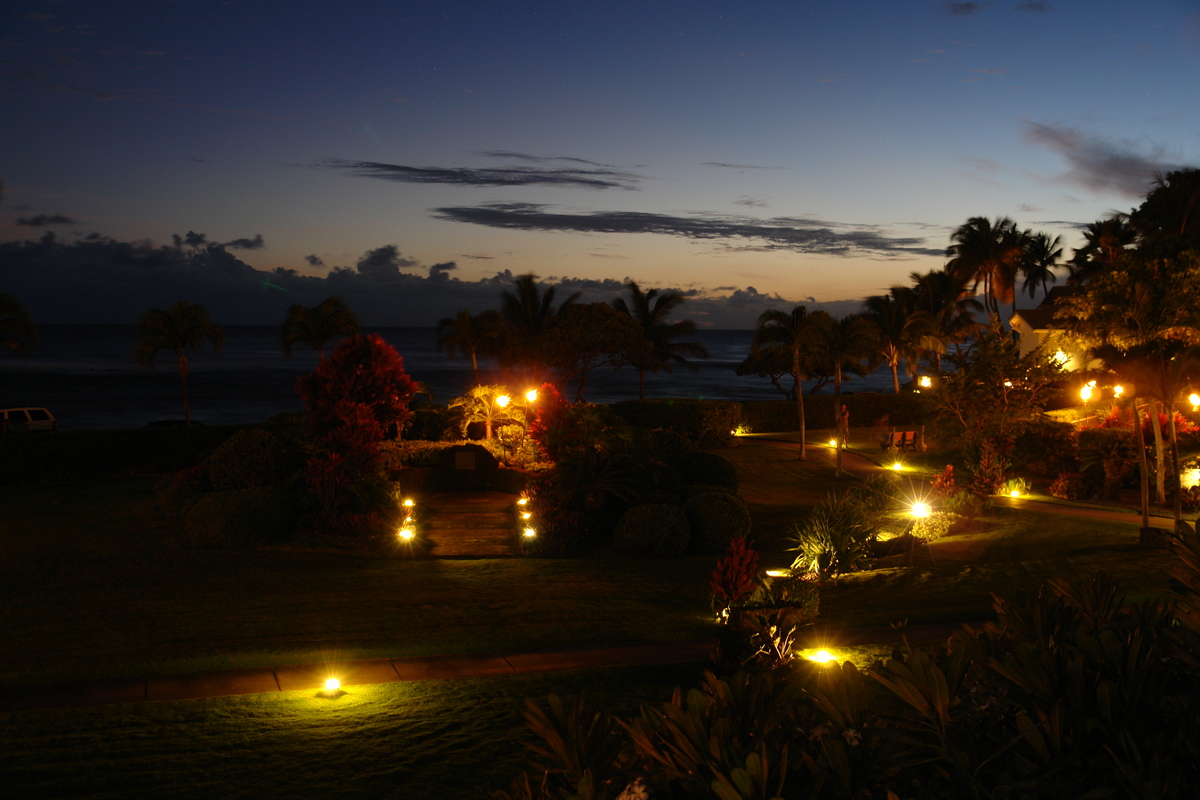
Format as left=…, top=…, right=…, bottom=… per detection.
left=2, top=0, right=1198, bottom=327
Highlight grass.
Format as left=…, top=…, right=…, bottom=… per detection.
left=0, top=661, right=703, bottom=800
left=0, top=478, right=714, bottom=687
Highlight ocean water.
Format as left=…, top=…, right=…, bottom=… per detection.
left=0, top=325, right=898, bottom=430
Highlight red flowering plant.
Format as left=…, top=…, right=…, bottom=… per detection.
left=709, top=535, right=760, bottom=622
left=296, top=334, right=417, bottom=539
left=527, top=382, right=585, bottom=462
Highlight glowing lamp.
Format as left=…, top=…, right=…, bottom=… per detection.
left=522, top=527, right=537, bottom=538
left=1080, top=385, right=1093, bottom=402
left=525, top=389, right=538, bottom=402
left=911, top=501, right=931, bottom=518
left=1112, top=385, right=1124, bottom=398
left=402, top=499, right=414, bottom=508
left=890, top=462, right=904, bottom=471
left=324, top=678, right=340, bottom=692
left=764, top=569, right=791, bottom=577
left=496, top=395, right=511, bottom=408
left=805, top=649, right=837, bottom=664
left=1010, top=490, right=1021, bottom=498
left=918, top=376, right=932, bottom=389
left=828, top=438, right=838, bottom=447
left=398, top=527, right=415, bottom=541
left=1003, top=380, right=1013, bottom=388
left=517, top=497, right=528, bottom=506
left=1190, top=393, right=1200, bottom=410
left=521, top=511, right=531, bottom=520
left=1053, top=349, right=1069, bottom=367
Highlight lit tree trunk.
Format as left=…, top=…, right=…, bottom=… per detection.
left=1132, top=398, right=1151, bottom=529
left=178, top=353, right=191, bottom=426
left=1169, top=406, right=1183, bottom=528
left=890, top=356, right=900, bottom=393
left=1150, top=399, right=1167, bottom=504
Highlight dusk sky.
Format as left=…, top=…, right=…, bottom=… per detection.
left=3, top=0, right=1198, bottom=327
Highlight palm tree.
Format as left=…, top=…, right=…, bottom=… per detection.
left=1067, top=216, right=1136, bottom=285
left=946, top=216, right=1024, bottom=319
left=612, top=281, right=710, bottom=398
left=807, top=312, right=879, bottom=477
left=752, top=305, right=820, bottom=460
left=0, top=292, right=37, bottom=355
left=280, top=296, right=359, bottom=362
left=1018, top=231, right=1062, bottom=304
left=862, top=287, right=942, bottom=392
left=499, top=274, right=581, bottom=374
left=448, top=384, right=518, bottom=440
left=134, top=301, right=225, bottom=425
left=911, top=268, right=983, bottom=370
left=436, top=308, right=502, bottom=384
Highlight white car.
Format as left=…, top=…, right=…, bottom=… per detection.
left=1, top=407, right=58, bottom=434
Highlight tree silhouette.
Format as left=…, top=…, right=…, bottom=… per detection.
left=910, top=268, right=983, bottom=371
left=0, top=292, right=37, bottom=355
left=436, top=308, right=502, bottom=384
left=863, top=287, right=942, bottom=392
left=499, top=273, right=580, bottom=375
left=134, top=301, right=225, bottom=425
left=1068, top=216, right=1136, bottom=285
left=1018, top=231, right=1062, bottom=303
left=280, top=296, right=360, bottom=362
left=753, top=305, right=820, bottom=460
left=946, top=216, right=1024, bottom=319
left=807, top=312, right=878, bottom=477
left=612, top=281, right=709, bottom=398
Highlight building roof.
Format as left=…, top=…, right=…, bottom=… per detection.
left=1010, top=285, right=1079, bottom=331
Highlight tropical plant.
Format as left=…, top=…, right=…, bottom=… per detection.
left=1018, top=230, right=1062, bottom=302
left=435, top=307, right=502, bottom=384
left=789, top=492, right=876, bottom=578
left=805, top=312, right=878, bottom=476
left=710, top=535, right=761, bottom=616
left=751, top=305, right=820, bottom=460
left=279, top=296, right=359, bottom=362
left=946, top=215, right=1024, bottom=318
left=539, top=302, right=649, bottom=402
left=499, top=273, right=581, bottom=375
left=910, top=267, right=982, bottom=369
left=612, top=281, right=710, bottom=398
left=133, top=300, right=226, bottom=425
left=448, top=384, right=519, bottom=440
left=0, top=292, right=37, bottom=355
left=862, top=286, right=942, bottom=392
left=1067, top=215, right=1138, bottom=285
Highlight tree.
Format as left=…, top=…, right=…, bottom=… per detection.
left=806, top=312, right=879, bottom=477
left=1018, top=231, right=1062, bottom=302
left=1067, top=216, right=1136, bottom=285
left=752, top=305, right=821, bottom=460
left=1130, top=168, right=1200, bottom=253
left=499, top=273, right=581, bottom=375
left=946, top=216, right=1024, bottom=319
left=448, top=384, right=519, bottom=440
left=862, top=287, right=942, bottom=392
left=436, top=308, right=502, bottom=384
left=910, top=268, right=982, bottom=370
left=134, top=301, right=225, bottom=425
left=0, top=292, right=37, bottom=355
left=612, top=281, right=709, bottom=398
left=540, top=302, right=650, bottom=402
left=279, top=296, right=360, bottom=362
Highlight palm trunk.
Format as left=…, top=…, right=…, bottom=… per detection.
left=1133, top=399, right=1150, bottom=529
left=178, top=353, right=191, bottom=425
left=891, top=361, right=900, bottom=393
left=470, top=351, right=479, bottom=385
left=576, top=365, right=589, bottom=403
left=834, top=365, right=843, bottom=479
left=794, top=351, right=806, bottom=461
left=1150, top=399, right=1167, bottom=504
left=1169, top=407, right=1183, bottom=528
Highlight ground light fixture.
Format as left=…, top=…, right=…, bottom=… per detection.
left=517, top=497, right=528, bottom=506
left=803, top=649, right=838, bottom=665
left=890, top=461, right=904, bottom=471
left=828, top=438, right=838, bottom=447
left=402, top=498, right=414, bottom=508
left=1113, top=385, right=1124, bottom=398
left=911, top=501, right=931, bottom=518
left=1010, top=489, right=1022, bottom=498
left=764, top=569, right=791, bottom=577
left=321, top=677, right=342, bottom=698
left=398, top=527, right=415, bottom=541
left=522, top=527, right=537, bottom=539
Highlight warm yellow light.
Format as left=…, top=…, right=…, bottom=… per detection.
left=324, top=678, right=340, bottom=692
left=1112, top=385, right=1124, bottom=398
left=522, top=527, right=537, bottom=538
left=496, top=395, right=511, bottom=407
left=764, top=569, right=791, bottom=577
left=891, top=462, right=904, bottom=471
left=521, top=511, right=531, bottom=519
left=1190, top=393, right=1200, bottom=409
left=1010, top=490, right=1021, bottom=498
left=1003, top=380, right=1013, bottom=388
left=805, top=649, right=838, bottom=664
left=1080, top=385, right=1093, bottom=402
left=517, top=497, right=528, bottom=506
left=525, top=389, right=538, bottom=402
left=402, top=498, right=414, bottom=508
left=911, top=502, right=931, bottom=518
left=918, top=376, right=932, bottom=389
left=398, top=527, right=415, bottom=540
left=828, top=438, right=838, bottom=447
left=403, top=516, right=413, bottom=525
left=1053, top=349, right=1069, bottom=367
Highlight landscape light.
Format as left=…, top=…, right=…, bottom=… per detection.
left=1010, top=490, right=1021, bottom=498
left=398, top=527, right=415, bottom=540
left=1003, top=380, right=1013, bottom=388
left=804, top=649, right=837, bottom=664
left=918, top=376, right=932, bottom=389
left=1113, top=385, right=1124, bottom=398
left=525, top=389, right=538, bottom=402
left=1053, top=350, right=1069, bottom=367
left=324, top=678, right=341, bottom=692
left=521, top=511, right=531, bottom=520
left=517, top=497, right=528, bottom=506
left=1190, top=393, right=1200, bottom=410
left=764, top=569, right=791, bottom=577
left=496, top=395, right=510, bottom=407
left=828, top=438, right=838, bottom=447
left=522, top=527, right=537, bottom=538
left=402, top=499, right=414, bottom=508
left=911, top=502, right=931, bottom=518
left=891, top=462, right=904, bottom=471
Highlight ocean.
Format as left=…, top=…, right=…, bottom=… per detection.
left=0, top=325, right=899, bottom=430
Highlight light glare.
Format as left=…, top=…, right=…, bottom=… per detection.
left=911, top=501, right=931, bottom=518
left=324, top=678, right=340, bottom=692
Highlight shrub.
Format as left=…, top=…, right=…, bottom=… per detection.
left=609, top=399, right=741, bottom=448
left=684, top=491, right=752, bottom=553
left=942, top=489, right=986, bottom=518
left=154, top=479, right=207, bottom=519
left=206, top=428, right=297, bottom=490
left=844, top=473, right=900, bottom=524
left=910, top=510, right=963, bottom=541
left=520, top=474, right=591, bottom=556
left=182, top=484, right=297, bottom=548
left=1049, top=471, right=1089, bottom=501
left=1078, top=427, right=1136, bottom=500
left=967, top=439, right=1008, bottom=497
left=613, top=503, right=690, bottom=557
left=710, top=536, right=760, bottom=615
left=1011, top=417, right=1079, bottom=476
left=676, top=451, right=738, bottom=490
left=931, top=464, right=956, bottom=498
left=788, top=492, right=876, bottom=578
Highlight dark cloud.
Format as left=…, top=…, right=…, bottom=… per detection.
left=356, top=245, right=417, bottom=281
left=703, top=162, right=781, bottom=170
left=304, top=254, right=326, bottom=267
left=428, top=261, right=457, bottom=281
left=942, top=2, right=982, bottom=14
left=733, top=196, right=769, bottom=208
left=431, top=202, right=943, bottom=257
left=1023, top=121, right=1188, bottom=198
left=183, top=156, right=213, bottom=164
left=224, top=234, right=265, bottom=250
left=1017, top=2, right=1047, bottom=11
left=16, top=214, right=77, bottom=226
left=172, top=231, right=208, bottom=249
left=1032, top=219, right=1090, bottom=230
left=472, top=150, right=625, bottom=169
left=317, top=159, right=641, bottom=190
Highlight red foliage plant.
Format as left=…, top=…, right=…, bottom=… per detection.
left=1089, top=405, right=1197, bottom=435
left=527, top=382, right=584, bottom=461
left=297, top=333, right=417, bottom=436
left=931, top=464, right=956, bottom=499
left=710, top=536, right=760, bottom=607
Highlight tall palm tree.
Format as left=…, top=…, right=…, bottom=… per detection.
left=752, top=305, right=820, bottom=460
left=436, top=308, right=502, bottom=384
left=0, top=292, right=37, bottom=355
left=946, top=216, right=1024, bottom=319
left=1018, top=231, right=1062, bottom=303
left=612, top=281, right=710, bottom=398
left=807, top=312, right=879, bottom=478
left=134, top=301, right=225, bottom=425
left=1067, top=216, right=1136, bottom=285
left=280, top=296, right=359, bottom=362
left=499, top=274, right=581, bottom=374
left=862, top=287, right=942, bottom=392
left=911, top=268, right=983, bottom=370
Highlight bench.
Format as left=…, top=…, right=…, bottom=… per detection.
left=880, top=430, right=916, bottom=452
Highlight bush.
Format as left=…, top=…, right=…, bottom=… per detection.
left=181, top=484, right=298, bottom=548
left=942, top=489, right=986, bottom=518
left=609, top=400, right=741, bottom=448
left=613, top=503, right=690, bottom=557
left=206, top=428, right=297, bottom=490
left=789, top=492, right=876, bottom=578
left=676, top=451, right=738, bottom=490
left=154, top=479, right=207, bottom=519
left=844, top=473, right=900, bottom=523
left=1011, top=418, right=1079, bottom=477
left=910, top=510, right=963, bottom=541
left=1048, top=471, right=1089, bottom=501
left=683, top=491, right=752, bottom=553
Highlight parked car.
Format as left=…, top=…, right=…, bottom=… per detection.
left=1, top=407, right=58, bottom=434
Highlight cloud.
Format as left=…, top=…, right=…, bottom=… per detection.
left=172, top=231, right=208, bottom=249
left=356, top=244, right=417, bottom=281
left=472, top=150, right=625, bottom=169
left=1017, top=2, right=1047, bottom=11
left=224, top=234, right=265, bottom=250
left=183, top=156, right=213, bottom=164
left=428, top=261, right=457, bottom=281
left=942, top=2, right=981, bottom=14
left=733, top=196, right=769, bottom=208
left=703, top=162, right=780, bottom=170
left=304, top=254, right=326, bottom=267
left=431, top=202, right=943, bottom=257
left=15, top=214, right=77, bottom=226
left=316, top=158, right=641, bottom=190
left=1023, top=121, right=1189, bottom=198
left=1017, top=203, right=1042, bottom=212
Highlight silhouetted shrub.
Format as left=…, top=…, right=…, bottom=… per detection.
left=684, top=491, right=752, bottom=553
left=676, top=451, right=738, bottom=490
left=609, top=400, right=741, bottom=448
left=1011, top=417, right=1079, bottom=476
left=207, top=428, right=298, bottom=490
left=613, top=503, right=690, bottom=557
left=182, top=484, right=297, bottom=548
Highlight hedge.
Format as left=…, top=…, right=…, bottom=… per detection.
left=181, top=484, right=298, bottom=549
left=740, top=392, right=936, bottom=433
left=609, top=400, right=742, bottom=448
